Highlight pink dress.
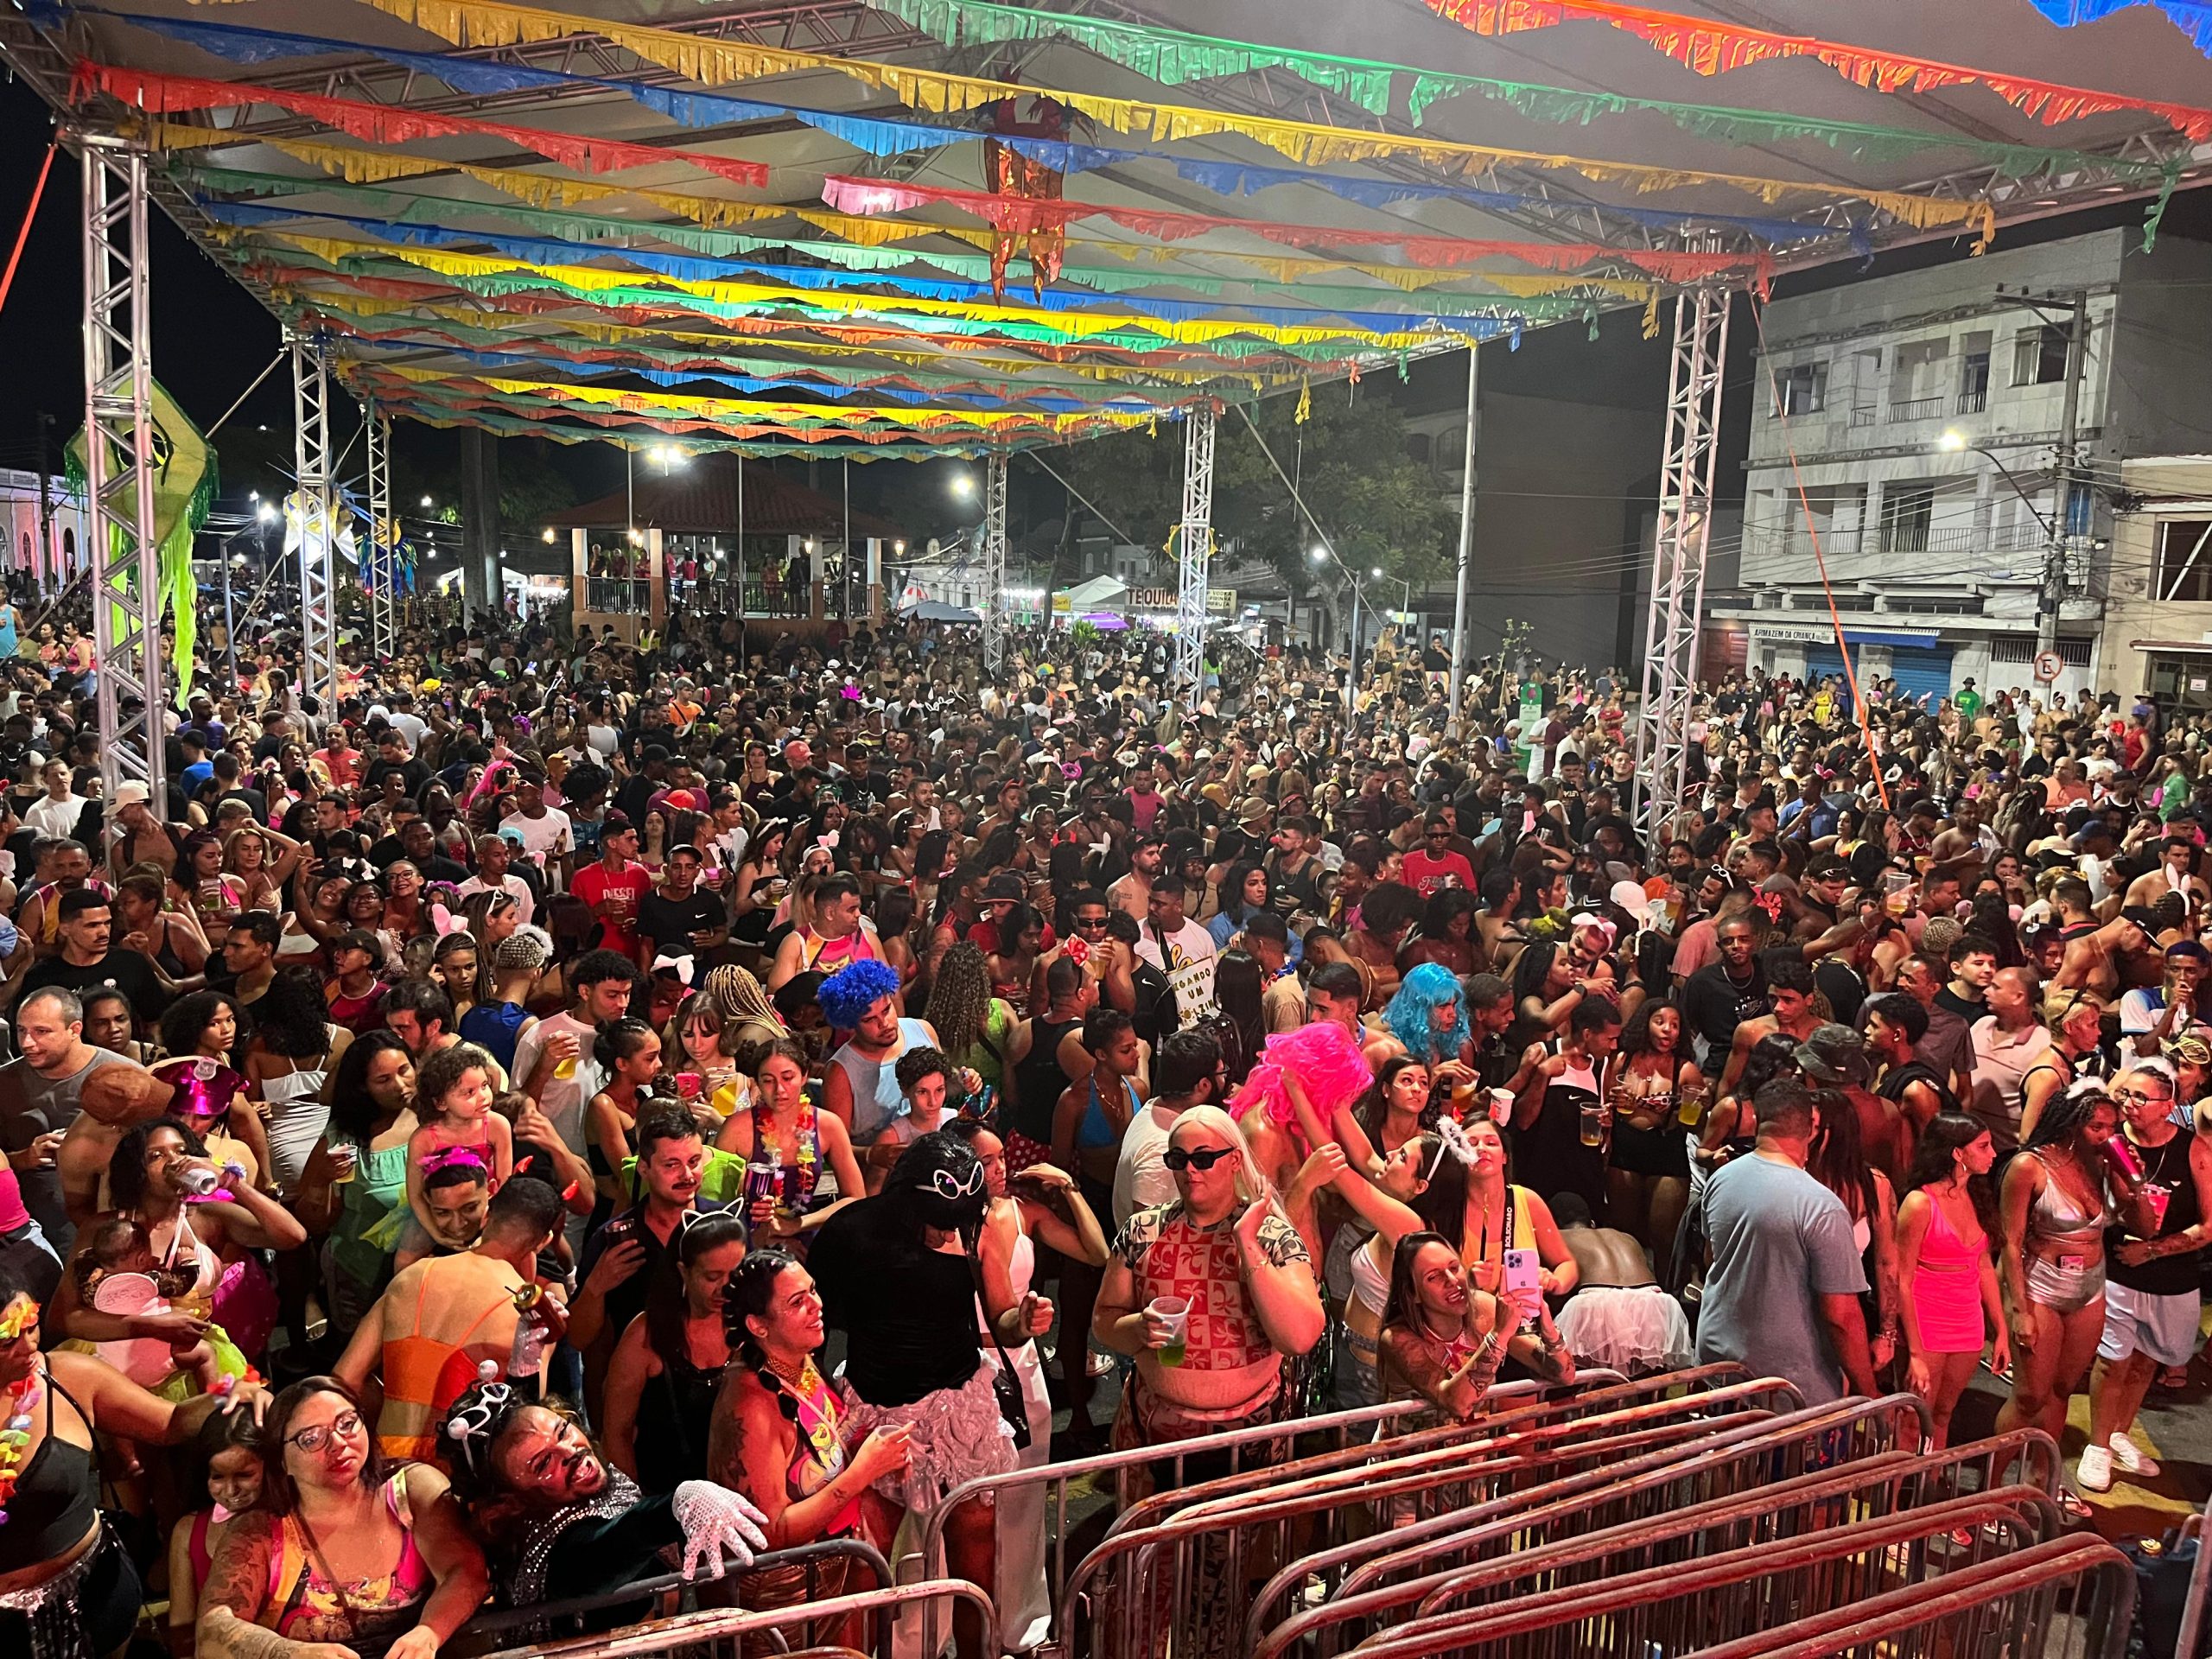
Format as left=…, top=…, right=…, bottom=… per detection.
left=1912, top=1199, right=1988, bottom=1355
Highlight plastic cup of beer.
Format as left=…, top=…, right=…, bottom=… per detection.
left=1579, top=1098, right=1607, bottom=1148
left=1149, top=1295, right=1192, bottom=1367
left=553, top=1046, right=579, bottom=1081
left=1678, top=1086, right=1707, bottom=1129
left=329, top=1143, right=359, bottom=1186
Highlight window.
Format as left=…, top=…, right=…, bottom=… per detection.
left=1774, top=363, right=1825, bottom=416
left=1404, top=433, right=1433, bottom=466
left=2012, top=324, right=2070, bottom=386
left=2157, top=519, right=2212, bottom=602
left=1881, top=485, right=1936, bottom=552
left=1959, top=330, right=1991, bottom=411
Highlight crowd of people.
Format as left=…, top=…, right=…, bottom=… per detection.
left=1, top=578, right=2208, bottom=1658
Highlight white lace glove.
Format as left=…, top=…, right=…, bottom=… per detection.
left=671, top=1481, right=771, bottom=1581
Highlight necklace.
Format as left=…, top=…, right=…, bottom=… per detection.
left=0, top=1356, right=46, bottom=1527
left=763, top=1351, right=811, bottom=1387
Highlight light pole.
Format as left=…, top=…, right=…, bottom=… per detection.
left=1936, top=429, right=2065, bottom=659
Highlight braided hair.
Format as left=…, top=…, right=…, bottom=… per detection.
left=722, top=1248, right=814, bottom=1428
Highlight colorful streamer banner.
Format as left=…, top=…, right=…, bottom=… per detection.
left=74, top=61, right=768, bottom=186
left=340, top=0, right=1986, bottom=233
left=819, top=177, right=1782, bottom=287
left=876, top=0, right=2164, bottom=181
left=1415, top=0, right=2212, bottom=142
left=201, top=200, right=1622, bottom=328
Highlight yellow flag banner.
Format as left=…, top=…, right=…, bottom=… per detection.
left=350, top=0, right=1990, bottom=239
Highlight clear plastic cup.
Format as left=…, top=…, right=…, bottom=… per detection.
left=1148, top=1294, right=1192, bottom=1367
left=553, top=1053, right=579, bottom=1081
left=1579, top=1097, right=1608, bottom=1148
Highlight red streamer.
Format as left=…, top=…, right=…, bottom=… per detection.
left=1420, top=0, right=2212, bottom=143
left=74, top=60, right=768, bottom=186
left=817, top=176, right=1773, bottom=293
left=0, top=142, right=55, bottom=317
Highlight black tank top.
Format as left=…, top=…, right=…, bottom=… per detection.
left=2109, top=1126, right=2202, bottom=1297
left=0, top=1372, right=99, bottom=1572
left=1010, top=1016, right=1082, bottom=1147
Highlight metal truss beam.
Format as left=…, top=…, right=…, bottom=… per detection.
left=1632, top=285, right=1729, bottom=843
left=82, top=137, right=168, bottom=811
left=364, top=403, right=396, bottom=662
left=293, top=336, right=340, bottom=715
left=1173, top=405, right=1217, bottom=697
left=980, top=453, right=1009, bottom=674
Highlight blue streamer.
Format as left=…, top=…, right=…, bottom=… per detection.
left=2025, top=0, right=2212, bottom=52
left=205, top=199, right=1541, bottom=336
left=59, top=0, right=1849, bottom=254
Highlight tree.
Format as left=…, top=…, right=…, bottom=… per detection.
left=1054, top=385, right=1453, bottom=610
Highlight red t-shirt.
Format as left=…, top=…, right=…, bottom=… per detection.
left=573, top=858, right=652, bottom=957
left=1400, top=849, right=1475, bottom=898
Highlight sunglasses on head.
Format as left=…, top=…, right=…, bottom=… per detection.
left=1163, top=1145, right=1234, bottom=1173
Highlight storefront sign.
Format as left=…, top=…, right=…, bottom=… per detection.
left=1125, top=586, right=1238, bottom=614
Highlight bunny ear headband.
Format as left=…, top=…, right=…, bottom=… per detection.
left=1427, top=1116, right=1484, bottom=1183
left=1569, top=912, right=1618, bottom=950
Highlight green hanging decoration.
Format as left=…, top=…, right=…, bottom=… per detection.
left=2142, top=161, right=2183, bottom=251
left=879, top=0, right=2159, bottom=189
left=62, top=380, right=214, bottom=702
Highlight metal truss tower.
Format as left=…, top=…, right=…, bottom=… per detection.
left=1173, top=405, right=1217, bottom=697
left=81, top=137, right=168, bottom=809
left=293, top=335, right=340, bottom=714
left=363, top=404, right=395, bottom=662
left=1632, top=286, right=1731, bottom=843
left=980, top=452, right=1009, bottom=673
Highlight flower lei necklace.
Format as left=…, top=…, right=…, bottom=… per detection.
left=0, top=1293, right=44, bottom=1527
left=755, top=1099, right=819, bottom=1196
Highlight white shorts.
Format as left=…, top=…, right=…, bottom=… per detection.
left=2097, top=1281, right=2202, bottom=1369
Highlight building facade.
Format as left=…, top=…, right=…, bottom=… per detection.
left=1719, top=229, right=2212, bottom=706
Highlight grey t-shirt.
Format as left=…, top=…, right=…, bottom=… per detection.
left=0, top=1046, right=138, bottom=1257
left=1694, top=1150, right=1868, bottom=1405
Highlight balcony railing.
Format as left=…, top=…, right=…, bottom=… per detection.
left=1956, top=389, right=1988, bottom=415
left=1878, top=522, right=1977, bottom=553
left=1848, top=406, right=1878, bottom=429
left=1889, top=395, right=1945, bottom=422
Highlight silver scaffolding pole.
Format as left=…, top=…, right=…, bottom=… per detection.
left=980, top=453, right=1009, bottom=672
left=1446, top=343, right=1479, bottom=730
left=364, top=404, right=394, bottom=664
left=1631, top=286, right=1731, bottom=843
left=292, top=336, right=339, bottom=713
left=1173, top=405, right=1217, bottom=698
left=81, top=137, right=167, bottom=809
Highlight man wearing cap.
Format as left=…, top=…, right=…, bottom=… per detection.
left=2120, top=940, right=2210, bottom=1058
left=104, top=779, right=175, bottom=883
left=2054, top=890, right=2146, bottom=1007
left=1795, top=1022, right=1905, bottom=1183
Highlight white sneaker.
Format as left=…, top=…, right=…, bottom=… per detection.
left=2075, top=1443, right=2114, bottom=1493
left=2110, top=1434, right=2162, bottom=1478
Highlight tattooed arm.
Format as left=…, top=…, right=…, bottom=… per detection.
left=1377, top=1319, right=1506, bottom=1421
left=706, top=1366, right=889, bottom=1550
left=1502, top=1297, right=1578, bottom=1387
left=194, top=1512, right=347, bottom=1659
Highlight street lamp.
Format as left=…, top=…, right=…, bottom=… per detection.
left=1934, top=429, right=2056, bottom=537
left=951, top=473, right=976, bottom=499
left=420, top=495, right=434, bottom=509
left=256, top=502, right=276, bottom=524
left=541, top=527, right=557, bottom=543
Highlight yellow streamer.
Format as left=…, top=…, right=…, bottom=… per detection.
left=258, top=228, right=1475, bottom=351
left=353, top=0, right=1992, bottom=233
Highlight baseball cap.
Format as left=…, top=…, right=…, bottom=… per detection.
left=1793, top=1024, right=1871, bottom=1088
left=112, top=781, right=150, bottom=805
left=2120, top=905, right=2164, bottom=936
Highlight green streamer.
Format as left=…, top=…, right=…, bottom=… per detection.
left=880, top=0, right=2158, bottom=185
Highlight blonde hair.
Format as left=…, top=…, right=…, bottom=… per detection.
left=1168, top=1103, right=1280, bottom=1211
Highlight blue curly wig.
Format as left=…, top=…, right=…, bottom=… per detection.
left=816, top=957, right=904, bottom=1029
left=1383, top=963, right=1471, bottom=1065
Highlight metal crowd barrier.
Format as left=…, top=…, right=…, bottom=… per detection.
left=1684, top=1535, right=2137, bottom=1659
left=1344, top=1493, right=2071, bottom=1659
left=1059, top=1373, right=1796, bottom=1659
left=453, top=1538, right=894, bottom=1646
left=468, top=1578, right=996, bottom=1659
left=1245, top=1397, right=1994, bottom=1659
left=911, top=1370, right=1624, bottom=1659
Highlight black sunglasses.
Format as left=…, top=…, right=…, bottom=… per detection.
left=1163, top=1146, right=1234, bottom=1173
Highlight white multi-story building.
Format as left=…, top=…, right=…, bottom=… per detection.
left=1719, top=229, right=2212, bottom=705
